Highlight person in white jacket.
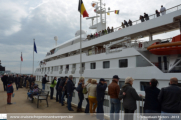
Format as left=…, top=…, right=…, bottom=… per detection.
left=160, top=5, right=166, bottom=15
left=84, top=79, right=92, bottom=113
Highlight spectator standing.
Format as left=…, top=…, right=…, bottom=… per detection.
left=42, top=74, right=49, bottom=90
left=88, top=79, right=98, bottom=115
left=26, top=76, right=29, bottom=89
left=140, top=15, right=145, bottom=22
left=124, top=20, right=129, bottom=27
left=76, top=77, right=84, bottom=112
left=15, top=74, right=20, bottom=90
left=128, top=19, right=132, bottom=26
left=61, top=76, right=68, bottom=106
left=158, top=77, right=181, bottom=120
left=119, top=77, right=142, bottom=120
left=144, top=79, right=161, bottom=120
left=66, top=75, right=75, bottom=111
left=84, top=78, right=92, bottom=113
left=50, top=77, right=57, bottom=99
left=96, top=78, right=107, bottom=120
left=156, top=10, right=160, bottom=17
left=2, top=73, right=8, bottom=91
left=160, top=5, right=166, bottom=15
left=144, top=13, right=149, bottom=21
left=7, top=81, right=14, bottom=104
left=108, top=75, right=120, bottom=120
left=7, top=74, right=13, bottom=85
left=121, top=22, right=125, bottom=28
left=56, top=77, right=62, bottom=102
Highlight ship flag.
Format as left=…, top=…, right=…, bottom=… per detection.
left=20, top=52, right=23, bottom=62
left=78, top=0, right=89, bottom=18
left=34, top=41, right=37, bottom=53
left=115, top=10, right=119, bottom=14
left=91, top=3, right=98, bottom=9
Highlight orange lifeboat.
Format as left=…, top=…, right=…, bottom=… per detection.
left=147, top=34, right=181, bottom=55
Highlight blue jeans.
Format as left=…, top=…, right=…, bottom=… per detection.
left=67, top=94, right=72, bottom=110
left=85, top=98, right=89, bottom=113
left=144, top=109, right=160, bottom=120
left=78, top=93, right=84, bottom=109
left=61, top=91, right=65, bottom=105
left=161, top=111, right=180, bottom=120
left=110, top=98, right=120, bottom=120
left=42, top=84, right=45, bottom=90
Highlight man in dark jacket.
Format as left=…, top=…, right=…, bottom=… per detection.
left=42, top=74, right=49, bottom=90
left=108, top=75, right=120, bottom=120
left=96, top=78, right=107, bottom=120
left=66, top=75, right=75, bottom=111
left=158, top=77, right=181, bottom=119
left=119, top=77, right=142, bottom=120
left=2, top=74, right=8, bottom=91
left=56, top=77, right=61, bottom=102
left=61, top=77, right=68, bottom=105
left=15, top=74, right=20, bottom=90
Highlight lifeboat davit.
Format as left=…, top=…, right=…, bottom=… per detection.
left=147, top=34, right=181, bottom=55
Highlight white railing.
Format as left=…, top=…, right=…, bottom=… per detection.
left=65, top=68, right=69, bottom=74
left=71, top=68, right=76, bottom=74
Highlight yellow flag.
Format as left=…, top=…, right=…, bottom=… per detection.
left=107, top=12, right=110, bottom=15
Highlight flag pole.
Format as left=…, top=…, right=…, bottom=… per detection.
left=33, top=39, right=35, bottom=75
left=79, top=0, right=82, bottom=77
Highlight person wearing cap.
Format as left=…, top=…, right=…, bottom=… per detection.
left=96, top=78, right=107, bottom=120
left=118, top=77, right=142, bottom=120
left=108, top=75, right=120, bottom=120
left=42, top=74, right=49, bottom=90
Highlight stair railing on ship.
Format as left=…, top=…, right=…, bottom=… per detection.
left=114, top=4, right=181, bottom=32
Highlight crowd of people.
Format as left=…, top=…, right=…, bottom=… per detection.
left=1, top=73, right=36, bottom=104
left=41, top=74, right=181, bottom=120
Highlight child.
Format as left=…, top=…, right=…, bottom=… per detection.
left=27, top=85, right=38, bottom=100
left=7, top=81, right=14, bottom=104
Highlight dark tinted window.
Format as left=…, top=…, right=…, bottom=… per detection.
left=103, top=61, right=110, bottom=69
left=119, top=59, right=128, bottom=68
left=140, top=82, right=150, bottom=91
left=90, top=63, right=96, bottom=69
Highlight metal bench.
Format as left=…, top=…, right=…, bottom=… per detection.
left=34, top=90, right=49, bottom=108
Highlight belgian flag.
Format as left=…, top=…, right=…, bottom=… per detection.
left=78, top=0, right=89, bottom=18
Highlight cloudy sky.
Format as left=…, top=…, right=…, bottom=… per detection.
left=0, top=0, right=180, bottom=74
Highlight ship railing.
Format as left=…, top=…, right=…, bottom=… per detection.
left=114, top=4, right=181, bottom=32
left=65, top=68, right=69, bottom=74
left=71, top=68, right=76, bottom=74
left=59, top=69, right=63, bottom=74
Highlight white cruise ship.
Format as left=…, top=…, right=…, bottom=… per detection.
left=34, top=0, right=181, bottom=115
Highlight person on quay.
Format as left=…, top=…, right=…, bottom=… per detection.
left=144, top=13, right=149, bottom=21
left=119, top=77, right=142, bottom=120
left=76, top=77, right=85, bottom=112
left=56, top=77, right=62, bottom=102
left=7, top=81, right=14, bottom=105
left=50, top=77, right=57, bottom=99
left=96, top=78, right=107, bottom=120
left=88, top=79, right=98, bottom=115
left=155, top=10, right=160, bottom=17
left=158, top=77, right=181, bottom=120
left=128, top=19, right=132, bottom=26
left=108, top=75, right=120, bottom=120
left=23, top=75, right=27, bottom=87
left=84, top=78, right=92, bottom=113
left=19, top=75, right=23, bottom=88
left=61, top=76, right=68, bottom=106
left=7, top=74, right=13, bottom=85
left=66, top=75, right=75, bottom=111
left=15, top=74, right=20, bottom=90
left=42, top=74, right=49, bottom=90
left=144, top=79, right=161, bottom=120
left=160, top=5, right=166, bottom=15
left=2, top=73, right=8, bottom=91
left=140, top=15, right=145, bottom=22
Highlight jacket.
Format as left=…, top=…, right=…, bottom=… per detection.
left=42, top=77, right=49, bottom=84
left=56, top=78, right=61, bottom=90
left=66, top=79, right=75, bottom=95
left=97, top=82, right=107, bottom=101
left=2, top=75, right=8, bottom=84
left=118, top=83, right=142, bottom=110
left=76, top=83, right=84, bottom=98
left=88, top=84, right=97, bottom=97
left=7, top=84, right=14, bottom=93
left=15, top=77, right=20, bottom=83
left=108, top=80, right=120, bottom=99
left=144, top=86, right=161, bottom=112
left=158, top=84, right=181, bottom=113
left=50, top=80, right=57, bottom=88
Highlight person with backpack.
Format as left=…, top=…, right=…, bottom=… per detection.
left=50, top=77, right=57, bottom=99
left=56, top=77, right=62, bottom=102
left=60, top=76, right=68, bottom=105
left=84, top=78, right=92, bottom=113
left=7, top=81, right=14, bottom=104
left=76, top=77, right=85, bottom=112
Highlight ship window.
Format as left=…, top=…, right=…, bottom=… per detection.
left=88, top=49, right=92, bottom=55
left=119, top=81, right=125, bottom=88
left=103, top=61, right=110, bottom=69
left=140, top=82, right=150, bottom=91
left=90, top=63, right=96, bottom=69
left=119, top=59, right=128, bottom=68
left=136, top=55, right=152, bottom=67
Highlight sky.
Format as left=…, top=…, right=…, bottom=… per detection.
left=0, top=0, right=180, bottom=74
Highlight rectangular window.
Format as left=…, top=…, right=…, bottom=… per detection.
left=88, top=49, right=92, bottom=55
left=119, top=81, right=125, bottom=88
left=105, top=80, right=110, bottom=85
left=119, top=59, right=128, bottom=68
left=90, top=63, right=96, bottom=69
left=72, top=64, right=76, bottom=68
left=103, top=61, right=110, bottom=69
left=140, top=82, right=150, bottom=91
